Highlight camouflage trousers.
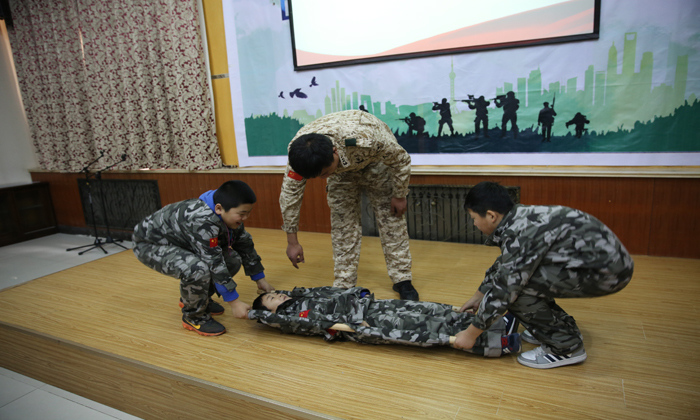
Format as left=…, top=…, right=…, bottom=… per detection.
left=349, top=300, right=505, bottom=357
left=511, top=265, right=633, bottom=355
left=133, top=241, right=240, bottom=322
left=327, top=162, right=412, bottom=288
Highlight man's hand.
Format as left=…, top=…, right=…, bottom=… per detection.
left=459, top=290, right=485, bottom=313
left=453, top=325, right=483, bottom=350
left=286, top=233, right=305, bottom=268
left=229, top=299, right=251, bottom=319
left=390, top=197, right=407, bottom=217
left=256, top=278, right=275, bottom=293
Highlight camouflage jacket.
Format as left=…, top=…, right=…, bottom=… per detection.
left=249, top=286, right=371, bottom=341
left=279, top=110, right=412, bottom=233
left=473, top=204, right=633, bottom=330
left=132, top=198, right=264, bottom=292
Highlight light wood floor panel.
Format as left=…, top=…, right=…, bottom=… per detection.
left=1, top=227, right=699, bottom=419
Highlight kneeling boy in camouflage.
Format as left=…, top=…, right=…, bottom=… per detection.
left=250, top=286, right=521, bottom=357
left=133, top=180, right=275, bottom=336
left=453, top=181, right=634, bottom=368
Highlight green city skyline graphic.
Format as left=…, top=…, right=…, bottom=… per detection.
left=245, top=32, right=699, bottom=156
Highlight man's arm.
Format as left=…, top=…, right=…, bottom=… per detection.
left=280, top=164, right=308, bottom=267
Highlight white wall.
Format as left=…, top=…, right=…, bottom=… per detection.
left=0, top=20, right=37, bottom=186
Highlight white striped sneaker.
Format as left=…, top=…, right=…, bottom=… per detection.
left=517, top=345, right=587, bottom=369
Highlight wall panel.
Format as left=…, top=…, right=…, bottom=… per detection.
left=30, top=171, right=699, bottom=259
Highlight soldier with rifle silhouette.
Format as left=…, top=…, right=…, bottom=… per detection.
left=397, top=112, right=426, bottom=137
left=538, top=97, right=557, bottom=142
left=494, top=91, right=519, bottom=139
left=462, top=95, right=491, bottom=138
left=432, top=98, right=454, bottom=136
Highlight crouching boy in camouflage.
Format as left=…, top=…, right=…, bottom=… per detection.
left=249, top=286, right=521, bottom=357
left=133, top=180, right=275, bottom=336
left=453, top=181, right=634, bottom=369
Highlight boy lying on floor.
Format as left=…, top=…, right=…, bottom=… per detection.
left=249, top=286, right=520, bottom=357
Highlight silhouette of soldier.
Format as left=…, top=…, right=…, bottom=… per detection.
left=401, top=112, right=426, bottom=137
left=566, top=113, right=590, bottom=139
left=537, top=101, right=557, bottom=142
left=432, top=98, right=454, bottom=136
left=359, top=105, right=369, bottom=113
left=494, top=91, right=519, bottom=139
left=466, top=96, right=490, bottom=138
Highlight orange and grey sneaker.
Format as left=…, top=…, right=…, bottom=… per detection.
left=179, top=299, right=225, bottom=316
left=182, top=315, right=226, bottom=336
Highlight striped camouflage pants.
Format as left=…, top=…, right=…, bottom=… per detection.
left=133, top=241, right=240, bottom=322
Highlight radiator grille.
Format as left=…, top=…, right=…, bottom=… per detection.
left=78, top=179, right=161, bottom=230
left=361, top=185, right=520, bottom=244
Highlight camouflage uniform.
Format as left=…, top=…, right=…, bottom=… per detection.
left=280, top=110, right=412, bottom=288
left=472, top=204, right=634, bottom=355
left=132, top=198, right=264, bottom=323
left=249, top=287, right=506, bottom=357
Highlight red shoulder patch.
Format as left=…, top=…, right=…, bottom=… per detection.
left=287, top=170, right=303, bottom=181
left=209, top=238, right=218, bottom=248
left=299, top=310, right=309, bottom=318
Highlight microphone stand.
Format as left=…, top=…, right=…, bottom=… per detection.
left=94, top=155, right=128, bottom=251
left=67, top=152, right=108, bottom=255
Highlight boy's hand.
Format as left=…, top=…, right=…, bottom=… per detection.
left=453, top=325, right=483, bottom=350
left=256, top=278, right=275, bottom=293
left=459, top=290, right=485, bottom=313
left=229, top=299, right=251, bottom=319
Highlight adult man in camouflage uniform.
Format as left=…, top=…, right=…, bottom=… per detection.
left=249, top=286, right=520, bottom=357
left=454, top=182, right=634, bottom=369
left=133, top=181, right=274, bottom=336
left=280, top=110, right=418, bottom=300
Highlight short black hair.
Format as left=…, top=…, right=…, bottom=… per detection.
left=213, top=180, right=257, bottom=211
left=288, top=133, right=335, bottom=179
left=252, top=293, right=269, bottom=311
left=464, top=181, right=514, bottom=217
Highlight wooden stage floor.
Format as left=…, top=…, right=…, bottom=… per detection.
left=1, top=228, right=699, bottom=419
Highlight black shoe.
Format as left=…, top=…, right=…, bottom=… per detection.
left=503, top=312, right=520, bottom=335
left=182, top=315, right=226, bottom=336
left=180, top=299, right=225, bottom=316
left=392, top=281, right=419, bottom=301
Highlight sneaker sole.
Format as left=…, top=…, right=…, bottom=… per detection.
left=182, top=321, right=226, bottom=336
left=179, top=301, right=224, bottom=316
left=517, top=352, right=587, bottom=369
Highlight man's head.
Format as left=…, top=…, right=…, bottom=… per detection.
left=213, top=180, right=256, bottom=229
left=252, top=292, right=291, bottom=313
left=543, top=102, right=549, bottom=107
left=288, top=133, right=339, bottom=179
left=464, top=182, right=514, bottom=236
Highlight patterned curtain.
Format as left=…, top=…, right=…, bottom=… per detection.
left=7, top=0, right=97, bottom=170
left=8, top=0, right=221, bottom=171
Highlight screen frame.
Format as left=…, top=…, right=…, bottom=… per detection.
left=289, top=0, right=601, bottom=71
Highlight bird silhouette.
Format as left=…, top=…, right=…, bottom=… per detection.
left=309, top=77, right=318, bottom=88
left=289, top=88, right=307, bottom=98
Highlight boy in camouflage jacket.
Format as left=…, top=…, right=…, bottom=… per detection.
left=133, top=181, right=274, bottom=336
left=453, top=182, right=634, bottom=369
left=249, top=286, right=521, bottom=357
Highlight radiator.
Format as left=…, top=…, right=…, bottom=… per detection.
left=361, top=185, right=520, bottom=244
left=78, top=179, right=161, bottom=230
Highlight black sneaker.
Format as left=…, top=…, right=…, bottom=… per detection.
left=392, top=281, right=419, bottom=301
left=179, top=299, right=225, bottom=316
left=503, top=312, right=520, bottom=335
left=501, top=333, right=522, bottom=355
left=182, top=315, right=226, bottom=336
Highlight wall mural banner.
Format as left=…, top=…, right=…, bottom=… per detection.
left=223, top=0, right=700, bottom=167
